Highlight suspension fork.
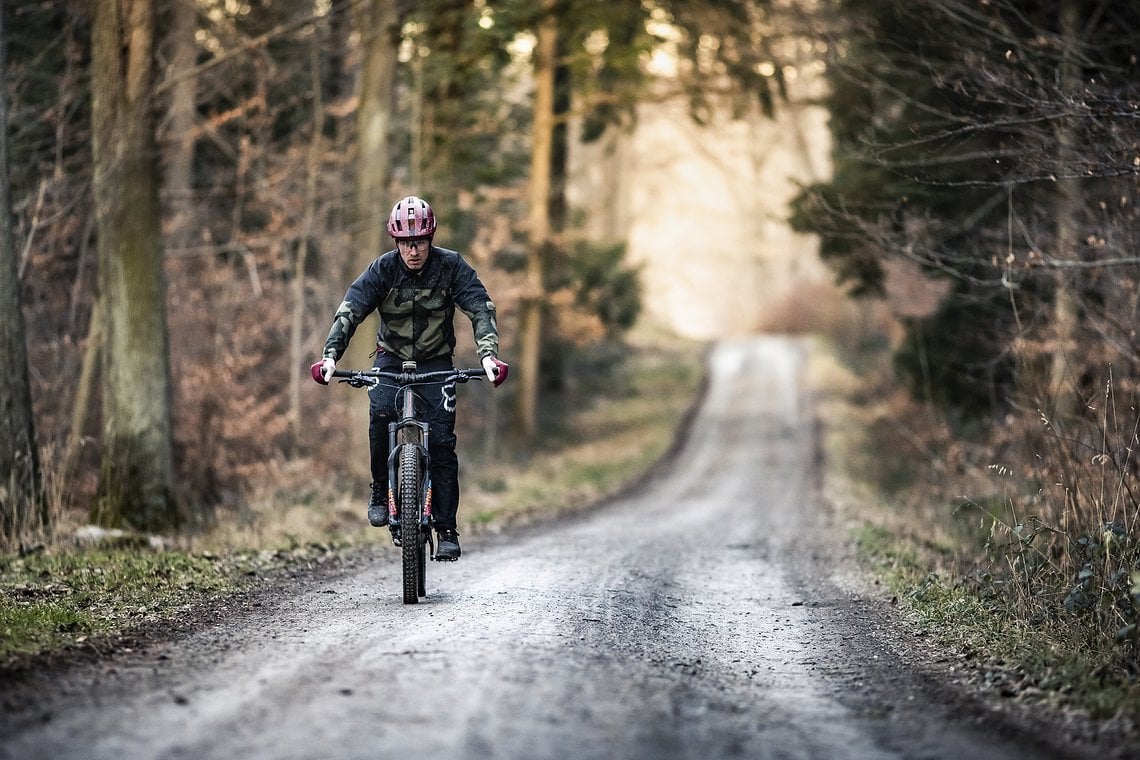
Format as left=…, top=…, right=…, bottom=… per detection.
left=386, top=370, right=433, bottom=529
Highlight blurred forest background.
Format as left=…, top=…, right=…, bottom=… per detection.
left=2, top=0, right=843, bottom=541
left=2, top=0, right=1140, bottom=681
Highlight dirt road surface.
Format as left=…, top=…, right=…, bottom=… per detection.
left=0, top=337, right=1105, bottom=759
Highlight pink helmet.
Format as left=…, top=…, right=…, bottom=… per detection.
left=386, top=196, right=437, bottom=239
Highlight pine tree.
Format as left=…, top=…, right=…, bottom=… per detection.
left=792, top=0, right=1140, bottom=419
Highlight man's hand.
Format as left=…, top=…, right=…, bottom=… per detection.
left=310, top=358, right=336, bottom=385
left=482, top=356, right=509, bottom=387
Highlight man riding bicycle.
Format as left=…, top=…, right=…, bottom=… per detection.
left=311, top=195, right=508, bottom=561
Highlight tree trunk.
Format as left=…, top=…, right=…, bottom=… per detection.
left=1047, top=0, right=1081, bottom=419
left=0, top=10, right=46, bottom=540
left=513, top=0, right=557, bottom=439
left=61, top=300, right=102, bottom=489
left=343, top=0, right=401, bottom=374
left=90, top=0, right=177, bottom=531
left=350, top=0, right=401, bottom=284
left=332, top=0, right=402, bottom=478
left=161, top=0, right=198, bottom=249
left=549, top=30, right=571, bottom=233
left=418, top=0, right=473, bottom=206
left=290, top=30, right=324, bottom=454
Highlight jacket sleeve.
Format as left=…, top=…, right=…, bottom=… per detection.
left=452, top=254, right=499, bottom=359
left=322, top=259, right=386, bottom=360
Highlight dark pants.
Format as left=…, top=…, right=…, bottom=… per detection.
left=368, top=354, right=460, bottom=531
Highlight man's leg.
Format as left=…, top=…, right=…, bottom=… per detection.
left=429, top=438, right=459, bottom=529
left=367, top=356, right=399, bottom=528
left=426, top=372, right=461, bottom=559
left=367, top=407, right=392, bottom=526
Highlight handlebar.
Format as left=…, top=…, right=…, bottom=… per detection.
left=331, top=367, right=486, bottom=389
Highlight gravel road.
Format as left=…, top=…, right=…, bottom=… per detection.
left=0, top=337, right=1100, bottom=759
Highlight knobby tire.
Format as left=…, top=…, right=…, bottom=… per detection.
left=399, top=443, right=422, bottom=604
left=417, top=529, right=427, bottom=598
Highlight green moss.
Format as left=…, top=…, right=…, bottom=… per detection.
left=0, top=549, right=251, bottom=659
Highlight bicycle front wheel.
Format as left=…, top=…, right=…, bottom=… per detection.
left=417, top=530, right=427, bottom=598
left=398, top=444, right=422, bottom=604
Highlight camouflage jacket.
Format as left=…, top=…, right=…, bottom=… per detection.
left=322, top=246, right=498, bottom=363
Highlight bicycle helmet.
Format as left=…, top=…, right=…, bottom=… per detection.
left=386, top=196, right=437, bottom=239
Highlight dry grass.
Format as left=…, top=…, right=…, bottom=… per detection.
left=1, top=338, right=707, bottom=664
left=3, top=338, right=704, bottom=558
left=814, top=330, right=1140, bottom=719
left=170, top=339, right=707, bottom=552
left=461, top=345, right=704, bottom=529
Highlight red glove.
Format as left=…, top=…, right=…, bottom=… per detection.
left=482, top=356, right=509, bottom=387
left=311, top=358, right=335, bottom=385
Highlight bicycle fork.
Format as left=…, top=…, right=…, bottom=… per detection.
left=386, top=419, right=432, bottom=546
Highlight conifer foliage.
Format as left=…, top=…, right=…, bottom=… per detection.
left=793, top=0, right=1140, bottom=419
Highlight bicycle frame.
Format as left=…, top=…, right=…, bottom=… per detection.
left=332, top=361, right=484, bottom=603
left=386, top=363, right=433, bottom=541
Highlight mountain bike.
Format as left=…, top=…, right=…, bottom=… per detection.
left=333, top=362, right=486, bottom=604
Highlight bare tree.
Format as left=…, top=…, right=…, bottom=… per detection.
left=343, top=0, right=403, bottom=370
left=1044, top=0, right=1082, bottom=417
left=290, top=22, right=325, bottom=452
left=320, top=0, right=406, bottom=475
left=513, top=0, right=557, bottom=440
left=0, top=11, right=45, bottom=540
left=89, top=0, right=177, bottom=530
left=161, top=0, right=199, bottom=250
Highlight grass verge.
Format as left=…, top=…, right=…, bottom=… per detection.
left=0, top=544, right=340, bottom=663
left=854, top=523, right=1139, bottom=720
left=460, top=341, right=706, bottom=528
left=814, top=337, right=1140, bottom=724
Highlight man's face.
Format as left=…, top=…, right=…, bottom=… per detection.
left=397, top=237, right=431, bottom=270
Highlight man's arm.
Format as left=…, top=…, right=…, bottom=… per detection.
left=453, top=255, right=499, bottom=359
left=322, top=259, right=386, bottom=360
left=322, top=300, right=364, bottom=361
